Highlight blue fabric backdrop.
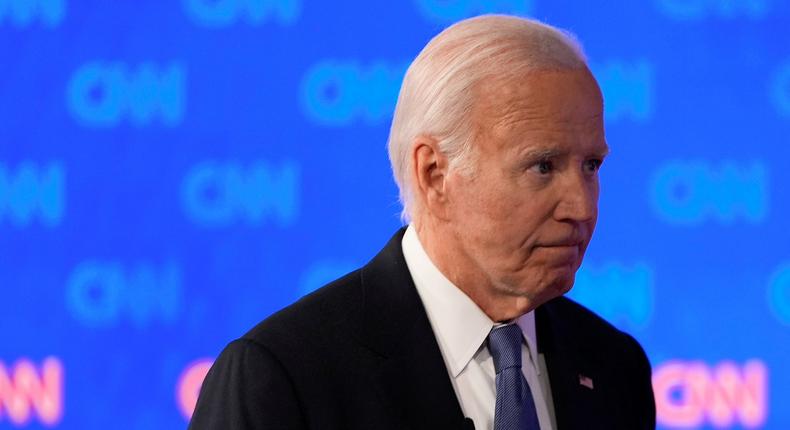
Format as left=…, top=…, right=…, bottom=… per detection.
left=2, top=0, right=789, bottom=428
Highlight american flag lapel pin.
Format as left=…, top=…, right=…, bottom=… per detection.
left=578, top=374, right=594, bottom=390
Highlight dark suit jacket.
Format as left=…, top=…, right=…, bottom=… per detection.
left=189, top=229, right=656, bottom=429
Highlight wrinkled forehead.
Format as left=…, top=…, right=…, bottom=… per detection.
left=471, top=68, right=604, bottom=142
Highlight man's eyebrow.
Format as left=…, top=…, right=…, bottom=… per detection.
left=518, top=144, right=610, bottom=159
left=519, top=148, right=566, bottom=159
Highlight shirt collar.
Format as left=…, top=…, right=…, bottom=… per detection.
left=401, top=225, right=540, bottom=378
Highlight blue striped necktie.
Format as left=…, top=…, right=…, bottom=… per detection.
left=487, top=324, right=541, bottom=430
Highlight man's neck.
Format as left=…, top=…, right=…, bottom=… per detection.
left=412, top=219, right=538, bottom=322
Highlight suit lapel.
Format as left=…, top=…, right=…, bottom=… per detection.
left=537, top=298, right=606, bottom=429
left=359, top=229, right=470, bottom=429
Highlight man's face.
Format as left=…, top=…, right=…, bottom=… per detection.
left=444, top=68, right=607, bottom=308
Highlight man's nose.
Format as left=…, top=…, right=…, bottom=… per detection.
left=553, top=171, right=598, bottom=223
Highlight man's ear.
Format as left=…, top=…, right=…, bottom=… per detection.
left=411, top=135, right=450, bottom=220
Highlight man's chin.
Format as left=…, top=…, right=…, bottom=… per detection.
left=541, top=272, right=576, bottom=301
left=498, top=268, right=575, bottom=296
left=559, top=271, right=577, bottom=292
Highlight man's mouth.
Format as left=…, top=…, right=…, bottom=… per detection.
left=538, top=240, right=582, bottom=248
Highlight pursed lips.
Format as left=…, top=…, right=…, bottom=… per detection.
left=535, top=241, right=583, bottom=266
left=537, top=239, right=583, bottom=248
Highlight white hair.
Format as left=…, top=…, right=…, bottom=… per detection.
left=387, top=14, right=589, bottom=223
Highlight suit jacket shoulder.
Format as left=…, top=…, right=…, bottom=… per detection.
left=244, top=268, right=366, bottom=361
left=190, top=231, right=471, bottom=429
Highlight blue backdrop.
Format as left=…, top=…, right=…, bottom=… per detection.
left=2, top=0, right=789, bottom=429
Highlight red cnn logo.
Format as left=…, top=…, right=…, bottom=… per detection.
left=653, top=360, right=768, bottom=428
left=177, top=358, right=213, bottom=420
left=0, top=357, right=64, bottom=427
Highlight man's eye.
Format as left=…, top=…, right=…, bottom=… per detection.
left=584, top=159, right=603, bottom=173
left=532, top=160, right=553, bottom=175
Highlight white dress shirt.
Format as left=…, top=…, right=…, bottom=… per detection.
left=402, top=225, right=557, bottom=430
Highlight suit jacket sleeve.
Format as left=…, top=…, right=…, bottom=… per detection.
left=188, top=338, right=307, bottom=430
left=624, top=332, right=657, bottom=429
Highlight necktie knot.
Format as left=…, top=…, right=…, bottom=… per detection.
left=487, top=324, right=523, bottom=374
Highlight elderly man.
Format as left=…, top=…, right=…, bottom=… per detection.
left=190, top=14, right=656, bottom=430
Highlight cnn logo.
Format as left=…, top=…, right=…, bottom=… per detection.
left=0, top=357, right=64, bottom=427
left=653, top=360, right=767, bottom=428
